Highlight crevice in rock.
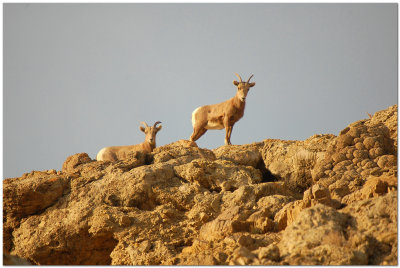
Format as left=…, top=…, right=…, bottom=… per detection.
left=229, top=186, right=238, bottom=192
left=104, top=194, right=120, bottom=207
left=256, top=160, right=279, bottom=182
left=128, top=198, right=159, bottom=211
left=213, top=186, right=222, bottom=193
left=366, top=236, right=394, bottom=265
left=145, top=153, right=154, bottom=165
left=42, top=229, right=118, bottom=265
left=174, top=173, right=189, bottom=184
left=103, top=193, right=158, bottom=211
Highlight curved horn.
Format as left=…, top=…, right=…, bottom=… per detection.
left=153, top=121, right=162, bottom=127
left=247, top=74, right=254, bottom=83
left=140, top=121, right=149, bottom=128
left=234, top=73, right=242, bottom=82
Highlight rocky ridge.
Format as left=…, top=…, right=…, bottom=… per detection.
left=3, top=105, right=398, bottom=265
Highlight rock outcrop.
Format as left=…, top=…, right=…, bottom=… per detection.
left=3, top=105, right=397, bottom=265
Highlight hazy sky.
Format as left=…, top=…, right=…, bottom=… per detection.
left=4, top=3, right=397, bottom=179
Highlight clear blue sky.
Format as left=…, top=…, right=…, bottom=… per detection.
left=3, top=3, right=397, bottom=178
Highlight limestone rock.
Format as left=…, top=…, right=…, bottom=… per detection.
left=174, top=159, right=262, bottom=192
left=257, top=243, right=280, bottom=262
left=274, top=184, right=340, bottom=231
left=262, top=134, right=335, bottom=193
left=213, top=142, right=263, bottom=168
left=4, top=171, right=69, bottom=221
left=3, top=105, right=397, bottom=265
left=366, top=104, right=397, bottom=154
left=341, top=175, right=396, bottom=204
left=151, top=139, right=215, bottom=165
left=3, top=170, right=70, bottom=253
left=340, top=191, right=398, bottom=265
left=256, top=194, right=295, bottom=219
left=278, top=204, right=367, bottom=265
left=62, top=152, right=93, bottom=174
left=313, top=105, right=397, bottom=205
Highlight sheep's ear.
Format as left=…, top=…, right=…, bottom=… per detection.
left=233, top=80, right=240, bottom=86
left=139, top=126, right=146, bottom=132
left=156, top=125, right=162, bottom=132
left=249, top=82, right=256, bottom=87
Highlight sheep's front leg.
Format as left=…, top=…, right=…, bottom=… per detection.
left=224, top=116, right=234, bottom=145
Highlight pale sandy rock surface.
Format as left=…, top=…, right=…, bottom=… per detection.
left=3, top=106, right=397, bottom=265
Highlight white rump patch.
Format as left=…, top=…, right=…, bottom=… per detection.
left=96, top=147, right=107, bottom=161
left=191, top=107, right=201, bottom=127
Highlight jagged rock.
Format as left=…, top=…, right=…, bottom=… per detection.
left=3, top=170, right=70, bottom=253
left=257, top=243, right=280, bottom=262
left=278, top=204, right=367, bottom=265
left=199, top=218, right=242, bottom=241
left=213, top=143, right=263, bottom=168
left=151, top=139, right=215, bottom=165
left=256, top=195, right=295, bottom=219
left=366, top=105, right=397, bottom=154
left=274, top=184, right=340, bottom=231
left=185, top=197, right=219, bottom=229
left=174, top=159, right=262, bottom=192
left=247, top=211, right=275, bottom=233
left=3, top=105, right=397, bottom=265
left=4, top=171, right=69, bottom=222
left=277, top=191, right=398, bottom=265
left=376, top=154, right=397, bottom=169
left=62, top=152, right=93, bottom=174
left=229, top=246, right=257, bottom=265
left=313, top=105, right=397, bottom=205
left=262, top=134, right=335, bottom=193
left=340, top=191, right=398, bottom=265
left=341, top=175, right=397, bottom=204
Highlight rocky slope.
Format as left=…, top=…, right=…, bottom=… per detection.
left=3, top=105, right=397, bottom=265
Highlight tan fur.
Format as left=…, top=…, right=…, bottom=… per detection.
left=96, top=121, right=162, bottom=161
left=190, top=73, right=255, bottom=145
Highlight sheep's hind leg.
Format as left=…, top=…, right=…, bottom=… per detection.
left=190, top=127, right=207, bottom=141
left=224, top=125, right=233, bottom=145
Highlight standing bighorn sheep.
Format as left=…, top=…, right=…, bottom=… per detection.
left=190, top=73, right=255, bottom=145
left=96, top=121, right=162, bottom=161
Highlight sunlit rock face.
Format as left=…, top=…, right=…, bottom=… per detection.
left=3, top=105, right=397, bottom=265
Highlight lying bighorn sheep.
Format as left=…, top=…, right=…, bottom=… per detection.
left=96, top=121, right=162, bottom=161
left=190, top=73, right=255, bottom=145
